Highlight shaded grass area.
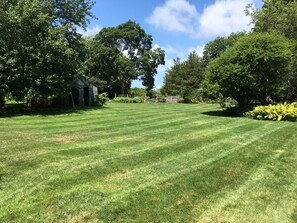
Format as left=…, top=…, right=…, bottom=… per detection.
left=0, top=103, right=296, bottom=222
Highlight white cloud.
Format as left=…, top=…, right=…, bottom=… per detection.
left=163, top=44, right=204, bottom=59
left=157, top=59, right=174, bottom=74
left=146, top=0, right=255, bottom=38
left=146, top=0, right=198, bottom=35
left=199, top=0, right=253, bottom=37
left=153, top=44, right=161, bottom=50
left=187, top=45, right=204, bottom=57
left=77, top=24, right=102, bottom=37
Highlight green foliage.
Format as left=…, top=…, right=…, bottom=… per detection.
left=204, top=33, right=292, bottom=108
left=113, top=97, right=143, bottom=103
left=202, top=32, right=247, bottom=67
left=197, top=80, right=221, bottom=102
left=129, top=88, right=147, bottom=97
left=94, top=93, right=109, bottom=107
left=246, top=102, right=297, bottom=121
left=156, top=96, right=166, bottom=103
left=0, top=0, right=95, bottom=105
left=287, top=40, right=297, bottom=101
left=246, top=0, right=297, bottom=101
left=246, top=0, right=297, bottom=40
left=161, top=51, right=204, bottom=102
left=85, top=21, right=165, bottom=96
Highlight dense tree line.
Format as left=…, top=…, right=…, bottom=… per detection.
left=162, top=0, right=297, bottom=110
left=1, top=0, right=296, bottom=110
left=0, top=1, right=164, bottom=107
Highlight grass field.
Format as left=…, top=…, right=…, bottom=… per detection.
left=0, top=103, right=296, bottom=222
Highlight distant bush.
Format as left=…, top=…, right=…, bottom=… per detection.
left=94, top=93, right=109, bottom=107
left=156, top=96, right=166, bottom=103
left=113, top=97, right=143, bottom=103
left=245, top=102, right=297, bottom=121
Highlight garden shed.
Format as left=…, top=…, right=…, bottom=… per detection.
left=76, top=76, right=98, bottom=106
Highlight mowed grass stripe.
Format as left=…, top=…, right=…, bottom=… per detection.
left=0, top=119, right=277, bottom=214
left=0, top=109, right=280, bottom=187
left=93, top=121, right=283, bottom=196
left=0, top=103, right=296, bottom=222
left=196, top=125, right=297, bottom=222
left=9, top=120, right=285, bottom=222
left=0, top=115, right=248, bottom=203
left=0, top=112, right=214, bottom=153
left=0, top=105, right=231, bottom=157
left=1, top=116, right=248, bottom=178
left=0, top=103, right=215, bottom=126
left=0, top=104, right=209, bottom=136
left=90, top=122, right=296, bottom=222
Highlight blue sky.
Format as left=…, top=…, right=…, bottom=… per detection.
left=80, top=0, right=263, bottom=89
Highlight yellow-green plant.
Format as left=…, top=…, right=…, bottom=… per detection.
left=246, top=102, right=297, bottom=121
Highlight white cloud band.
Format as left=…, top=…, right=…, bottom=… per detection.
left=146, top=0, right=255, bottom=38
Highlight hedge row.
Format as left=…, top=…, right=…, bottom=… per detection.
left=113, top=97, right=143, bottom=103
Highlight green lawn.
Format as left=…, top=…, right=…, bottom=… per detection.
left=0, top=103, right=296, bottom=222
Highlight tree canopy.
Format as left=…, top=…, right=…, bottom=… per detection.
left=0, top=0, right=95, bottom=105
left=202, top=32, right=247, bottom=67
left=204, top=33, right=292, bottom=108
left=161, top=51, right=204, bottom=102
left=85, top=21, right=165, bottom=96
left=246, top=0, right=297, bottom=101
left=246, top=0, right=297, bottom=39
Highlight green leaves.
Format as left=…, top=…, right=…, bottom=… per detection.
left=0, top=0, right=94, bottom=104
left=113, top=97, right=143, bottom=103
left=246, top=102, right=297, bottom=122
left=202, top=32, right=247, bottom=67
left=161, top=52, right=204, bottom=102
left=85, top=21, right=165, bottom=95
left=204, top=33, right=292, bottom=108
left=248, top=0, right=297, bottom=40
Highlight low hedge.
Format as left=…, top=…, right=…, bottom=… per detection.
left=245, top=102, right=297, bottom=121
left=113, top=97, right=143, bottom=103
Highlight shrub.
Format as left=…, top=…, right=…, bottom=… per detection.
left=94, top=93, right=109, bottom=107
left=204, top=33, right=292, bottom=108
left=156, top=96, right=166, bottom=103
left=245, top=102, right=297, bottom=121
left=113, top=97, right=143, bottom=103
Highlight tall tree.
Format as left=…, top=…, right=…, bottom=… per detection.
left=161, top=51, right=204, bottom=102
left=246, top=0, right=297, bottom=100
left=0, top=0, right=95, bottom=105
left=86, top=21, right=165, bottom=95
left=161, top=58, right=185, bottom=96
left=246, top=0, right=297, bottom=39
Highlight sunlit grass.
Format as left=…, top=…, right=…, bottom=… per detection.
left=0, top=103, right=296, bottom=222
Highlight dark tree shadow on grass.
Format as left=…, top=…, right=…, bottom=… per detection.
left=201, top=109, right=244, bottom=118
left=0, top=103, right=110, bottom=118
